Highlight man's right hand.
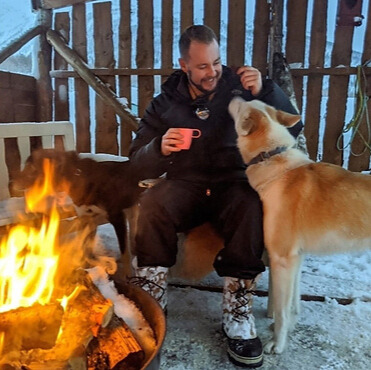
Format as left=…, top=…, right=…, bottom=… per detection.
left=161, top=128, right=184, bottom=156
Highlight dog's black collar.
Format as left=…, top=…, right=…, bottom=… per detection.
left=246, top=146, right=288, bottom=167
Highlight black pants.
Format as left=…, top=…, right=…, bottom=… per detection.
left=135, top=179, right=265, bottom=279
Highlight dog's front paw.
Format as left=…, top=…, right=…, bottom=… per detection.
left=264, top=339, right=285, bottom=354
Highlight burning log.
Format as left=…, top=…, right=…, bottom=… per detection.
left=0, top=271, right=113, bottom=368
left=87, top=314, right=144, bottom=370
left=0, top=303, right=64, bottom=352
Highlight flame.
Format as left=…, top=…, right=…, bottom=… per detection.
left=0, top=158, right=89, bottom=356
left=0, top=205, right=60, bottom=312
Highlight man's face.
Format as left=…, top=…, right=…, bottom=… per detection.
left=179, top=39, right=222, bottom=95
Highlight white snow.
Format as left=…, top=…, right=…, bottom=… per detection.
left=96, top=223, right=371, bottom=369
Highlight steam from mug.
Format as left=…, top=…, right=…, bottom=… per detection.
left=176, top=128, right=202, bottom=150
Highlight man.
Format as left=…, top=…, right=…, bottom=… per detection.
left=129, top=25, right=303, bottom=368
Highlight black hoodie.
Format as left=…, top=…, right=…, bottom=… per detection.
left=129, top=66, right=303, bottom=183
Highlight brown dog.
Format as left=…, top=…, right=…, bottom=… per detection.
left=229, top=97, right=371, bottom=354
left=13, top=149, right=144, bottom=257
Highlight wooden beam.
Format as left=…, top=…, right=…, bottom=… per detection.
left=37, top=0, right=94, bottom=10
left=0, top=26, right=43, bottom=65
left=46, top=29, right=139, bottom=131
left=49, top=66, right=371, bottom=79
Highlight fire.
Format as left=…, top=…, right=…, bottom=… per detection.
left=0, top=159, right=88, bottom=356
left=0, top=206, right=60, bottom=312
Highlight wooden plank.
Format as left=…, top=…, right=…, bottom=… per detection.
left=252, top=0, right=269, bottom=75
left=54, top=12, right=70, bottom=122
left=322, top=14, right=355, bottom=165
left=304, top=0, right=327, bottom=161
left=17, top=137, right=31, bottom=170
left=40, top=0, right=93, bottom=9
left=348, top=2, right=371, bottom=172
left=0, top=88, right=15, bottom=122
left=35, top=9, right=53, bottom=122
left=227, top=0, right=246, bottom=67
left=180, top=0, right=193, bottom=32
left=93, top=1, right=118, bottom=154
left=49, top=66, right=371, bottom=78
left=119, top=0, right=133, bottom=156
left=9, top=73, right=36, bottom=91
left=14, top=104, right=37, bottom=122
left=72, top=2, right=91, bottom=153
left=54, top=12, right=70, bottom=150
left=0, top=138, right=10, bottom=199
left=161, top=0, right=173, bottom=85
left=136, top=0, right=154, bottom=118
left=285, top=0, right=308, bottom=112
left=0, top=71, right=11, bottom=89
left=204, top=0, right=221, bottom=42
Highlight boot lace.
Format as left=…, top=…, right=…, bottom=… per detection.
left=127, top=276, right=166, bottom=301
left=231, top=280, right=256, bottom=322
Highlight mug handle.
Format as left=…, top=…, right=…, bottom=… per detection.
left=192, top=129, right=201, bottom=138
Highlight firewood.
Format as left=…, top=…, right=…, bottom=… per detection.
left=87, top=314, right=144, bottom=370
left=10, top=270, right=113, bottom=367
left=0, top=302, right=64, bottom=352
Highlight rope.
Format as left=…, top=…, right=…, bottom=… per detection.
left=336, top=61, right=371, bottom=156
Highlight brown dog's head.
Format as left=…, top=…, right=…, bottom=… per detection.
left=228, top=97, right=301, bottom=163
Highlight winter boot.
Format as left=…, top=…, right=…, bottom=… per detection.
left=223, top=277, right=263, bottom=368
left=129, top=256, right=169, bottom=311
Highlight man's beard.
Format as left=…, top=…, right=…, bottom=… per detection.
left=187, top=70, right=221, bottom=96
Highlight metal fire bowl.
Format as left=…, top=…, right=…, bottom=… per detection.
left=115, top=282, right=166, bottom=370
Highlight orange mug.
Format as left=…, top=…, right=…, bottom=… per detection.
left=176, top=128, right=202, bottom=150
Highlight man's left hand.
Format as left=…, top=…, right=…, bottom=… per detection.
left=236, top=66, right=262, bottom=96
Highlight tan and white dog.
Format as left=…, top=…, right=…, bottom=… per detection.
left=229, top=97, right=371, bottom=354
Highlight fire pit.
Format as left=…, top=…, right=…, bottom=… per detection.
left=0, top=159, right=166, bottom=369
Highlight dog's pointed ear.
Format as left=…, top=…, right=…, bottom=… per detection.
left=239, top=116, right=257, bottom=136
left=276, top=110, right=301, bottom=127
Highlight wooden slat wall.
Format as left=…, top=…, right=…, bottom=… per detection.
left=204, top=0, right=221, bottom=43
left=285, top=0, right=308, bottom=112
left=161, top=0, right=173, bottom=85
left=5, top=0, right=364, bottom=170
left=181, top=0, right=194, bottom=32
left=304, top=0, right=327, bottom=161
left=0, top=72, right=37, bottom=180
left=0, top=72, right=37, bottom=123
left=252, top=0, right=270, bottom=76
left=227, top=0, right=245, bottom=67
left=72, top=2, right=91, bottom=153
left=118, top=0, right=132, bottom=156
left=136, top=0, right=154, bottom=118
left=348, top=2, right=371, bottom=172
left=93, top=1, right=118, bottom=154
left=54, top=12, right=70, bottom=150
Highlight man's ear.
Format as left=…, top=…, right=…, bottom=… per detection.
left=179, top=58, right=187, bottom=73
left=276, top=110, right=301, bottom=127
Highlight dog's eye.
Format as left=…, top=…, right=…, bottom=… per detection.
left=74, top=168, right=82, bottom=176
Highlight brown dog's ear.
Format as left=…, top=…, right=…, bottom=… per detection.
left=276, top=110, right=301, bottom=127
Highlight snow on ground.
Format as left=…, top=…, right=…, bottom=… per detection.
left=96, top=223, right=371, bottom=370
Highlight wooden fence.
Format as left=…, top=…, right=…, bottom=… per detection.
left=2, top=0, right=371, bottom=171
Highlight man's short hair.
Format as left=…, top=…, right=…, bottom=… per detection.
left=179, top=25, right=218, bottom=60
